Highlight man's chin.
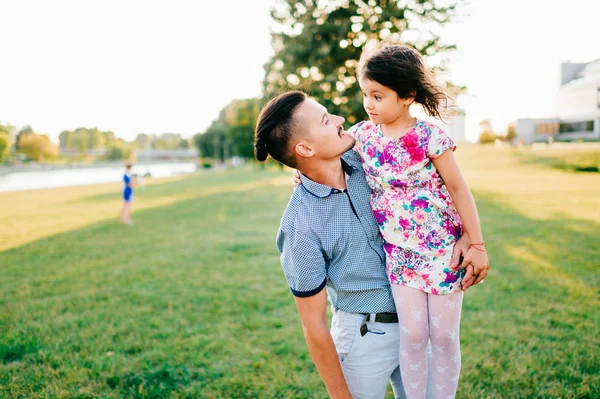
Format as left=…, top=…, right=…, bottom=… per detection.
left=343, top=137, right=356, bottom=153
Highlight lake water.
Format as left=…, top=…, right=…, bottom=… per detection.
left=0, top=162, right=198, bottom=193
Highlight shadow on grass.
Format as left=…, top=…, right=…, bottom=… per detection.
left=0, top=183, right=598, bottom=398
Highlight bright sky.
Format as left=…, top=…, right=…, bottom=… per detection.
left=0, top=0, right=598, bottom=143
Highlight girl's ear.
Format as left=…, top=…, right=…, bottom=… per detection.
left=406, top=91, right=417, bottom=107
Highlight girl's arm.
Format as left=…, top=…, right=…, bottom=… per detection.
left=432, top=150, right=490, bottom=286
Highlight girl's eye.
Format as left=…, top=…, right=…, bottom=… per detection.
left=375, top=96, right=382, bottom=101
left=325, top=117, right=329, bottom=125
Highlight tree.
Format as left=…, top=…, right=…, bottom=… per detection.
left=104, top=140, right=134, bottom=161
left=59, top=127, right=116, bottom=153
left=478, top=119, right=497, bottom=144
left=194, top=119, right=228, bottom=160
left=225, top=98, right=261, bottom=158
left=504, top=124, right=517, bottom=142
left=134, top=133, right=153, bottom=149
left=15, top=125, right=34, bottom=150
left=263, top=0, right=463, bottom=125
left=0, top=123, right=12, bottom=162
left=0, top=134, right=9, bottom=162
left=193, top=98, right=261, bottom=160
left=18, top=133, right=59, bottom=161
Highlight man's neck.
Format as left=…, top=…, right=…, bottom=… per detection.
left=299, top=157, right=347, bottom=189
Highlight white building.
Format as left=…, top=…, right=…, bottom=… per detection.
left=414, top=106, right=467, bottom=143
left=442, top=108, right=467, bottom=144
left=515, top=59, right=600, bottom=144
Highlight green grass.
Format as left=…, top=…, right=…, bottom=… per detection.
left=1, top=147, right=599, bottom=398
left=514, top=143, right=600, bottom=172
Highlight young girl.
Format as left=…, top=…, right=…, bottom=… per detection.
left=346, top=43, right=490, bottom=398
left=120, top=163, right=136, bottom=225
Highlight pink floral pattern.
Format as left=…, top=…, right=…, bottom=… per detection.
left=348, top=120, right=464, bottom=294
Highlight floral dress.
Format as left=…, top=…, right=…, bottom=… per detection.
left=347, top=120, right=464, bottom=295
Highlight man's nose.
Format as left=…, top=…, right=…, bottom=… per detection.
left=334, top=115, right=345, bottom=126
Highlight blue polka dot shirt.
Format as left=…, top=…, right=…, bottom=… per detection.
left=276, top=150, right=396, bottom=313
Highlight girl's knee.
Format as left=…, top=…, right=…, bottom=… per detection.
left=402, top=329, right=428, bottom=349
left=430, top=330, right=459, bottom=349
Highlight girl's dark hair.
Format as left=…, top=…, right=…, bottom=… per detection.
left=358, top=43, right=450, bottom=121
left=254, top=91, right=307, bottom=168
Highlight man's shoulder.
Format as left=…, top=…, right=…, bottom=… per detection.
left=279, top=188, right=315, bottom=235
left=342, top=149, right=363, bottom=168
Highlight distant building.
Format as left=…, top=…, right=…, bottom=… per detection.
left=442, top=108, right=467, bottom=143
left=515, top=58, right=600, bottom=144
left=416, top=106, right=467, bottom=143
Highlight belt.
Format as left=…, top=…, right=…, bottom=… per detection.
left=361, top=312, right=398, bottom=323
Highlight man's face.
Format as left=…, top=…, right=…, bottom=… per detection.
left=294, top=98, right=355, bottom=160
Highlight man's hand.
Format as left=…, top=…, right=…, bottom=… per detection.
left=294, top=290, right=353, bottom=399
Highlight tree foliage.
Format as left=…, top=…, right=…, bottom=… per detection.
left=58, top=127, right=115, bottom=153
left=0, top=123, right=13, bottom=162
left=478, top=119, right=497, bottom=144
left=194, top=98, right=261, bottom=160
left=18, top=133, right=59, bottom=161
left=104, top=144, right=134, bottom=161
left=0, top=134, right=9, bottom=162
left=263, top=0, right=463, bottom=125
left=504, top=125, right=517, bottom=142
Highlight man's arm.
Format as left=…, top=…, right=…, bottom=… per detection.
left=294, top=288, right=353, bottom=399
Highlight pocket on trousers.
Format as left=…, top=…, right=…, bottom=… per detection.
left=331, top=312, right=360, bottom=363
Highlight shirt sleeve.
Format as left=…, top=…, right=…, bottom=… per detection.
left=427, top=125, right=456, bottom=159
left=276, top=226, right=327, bottom=297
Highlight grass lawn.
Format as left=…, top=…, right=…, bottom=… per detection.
left=1, top=146, right=598, bottom=398
left=514, top=142, right=600, bottom=172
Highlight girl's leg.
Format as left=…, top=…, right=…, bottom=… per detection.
left=120, top=201, right=127, bottom=223
left=391, top=285, right=429, bottom=399
left=427, top=291, right=464, bottom=399
left=122, top=201, right=132, bottom=224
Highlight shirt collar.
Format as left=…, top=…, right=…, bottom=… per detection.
left=300, top=158, right=356, bottom=199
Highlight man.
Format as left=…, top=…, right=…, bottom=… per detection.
left=254, top=91, right=487, bottom=399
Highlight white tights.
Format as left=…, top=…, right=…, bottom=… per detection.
left=392, top=285, right=464, bottom=399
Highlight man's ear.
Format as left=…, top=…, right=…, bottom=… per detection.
left=294, top=141, right=315, bottom=159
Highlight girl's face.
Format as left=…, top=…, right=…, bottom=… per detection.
left=359, top=78, right=410, bottom=125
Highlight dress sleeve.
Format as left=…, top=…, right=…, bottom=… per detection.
left=346, top=121, right=366, bottom=141
left=124, top=174, right=131, bottom=184
left=427, top=125, right=456, bottom=159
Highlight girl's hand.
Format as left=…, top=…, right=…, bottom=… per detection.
left=292, top=170, right=302, bottom=187
left=450, top=234, right=470, bottom=269
left=461, top=246, right=490, bottom=286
